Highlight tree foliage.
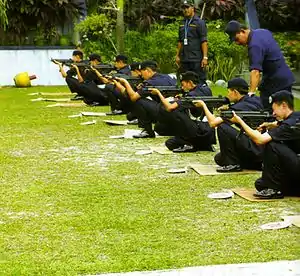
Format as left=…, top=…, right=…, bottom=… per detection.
left=0, top=0, right=81, bottom=45
left=0, top=0, right=8, bottom=30
left=256, top=0, right=300, bottom=32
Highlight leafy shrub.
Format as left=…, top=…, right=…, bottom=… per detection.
left=0, top=0, right=80, bottom=45
left=206, top=20, right=247, bottom=81
left=273, top=32, right=300, bottom=70
left=124, top=24, right=178, bottom=73
left=78, top=19, right=248, bottom=77
left=75, top=13, right=117, bottom=62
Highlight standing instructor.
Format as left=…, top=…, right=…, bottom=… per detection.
left=176, top=0, right=208, bottom=83
left=225, top=20, right=295, bottom=111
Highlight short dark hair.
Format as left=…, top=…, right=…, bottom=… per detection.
left=180, top=71, right=199, bottom=84
left=115, top=55, right=128, bottom=63
left=72, top=50, right=83, bottom=59
left=140, top=60, right=158, bottom=71
left=227, top=77, right=249, bottom=95
left=271, top=90, right=294, bottom=109
left=130, top=62, right=141, bottom=71
left=89, top=53, right=101, bottom=62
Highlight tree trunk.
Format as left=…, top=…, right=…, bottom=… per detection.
left=116, top=0, right=125, bottom=54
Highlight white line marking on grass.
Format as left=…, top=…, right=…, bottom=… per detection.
left=90, top=260, right=300, bottom=276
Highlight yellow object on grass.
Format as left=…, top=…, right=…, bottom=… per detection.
left=14, top=72, right=37, bottom=87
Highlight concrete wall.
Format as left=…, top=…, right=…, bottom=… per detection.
left=0, top=48, right=74, bottom=86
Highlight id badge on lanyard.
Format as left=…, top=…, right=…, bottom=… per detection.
left=184, top=17, right=193, bottom=46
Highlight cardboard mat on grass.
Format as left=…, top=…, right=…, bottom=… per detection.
left=149, top=146, right=173, bottom=155
left=190, top=164, right=260, bottom=176
left=110, top=129, right=165, bottom=139
left=46, top=103, right=87, bottom=108
left=29, top=92, right=72, bottom=96
left=232, top=188, right=300, bottom=202
left=281, top=215, right=300, bottom=228
left=31, top=98, right=72, bottom=102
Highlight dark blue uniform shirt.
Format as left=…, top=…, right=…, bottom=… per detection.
left=117, top=65, right=131, bottom=75
left=138, top=73, right=176, bottom=102
left=177, top=84, right=212, bottom=114
left=178, top=16, right=207, bottom=62
left=230, top=94, right=263, bottom=111
left=248, top=29, right=295, bottom=97
left=268, top=112, right=300, bottom=154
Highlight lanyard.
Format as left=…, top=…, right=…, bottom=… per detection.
left=184, top=17, right=193, bottom=40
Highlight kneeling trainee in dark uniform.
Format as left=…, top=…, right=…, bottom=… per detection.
left=77, top=54, right=110, bottom=106
left=116, top=61, right=176, bottom=138
left=54, top=50, right=86, bottom=95
left=150, top=71, right=215, bottom=152
left=230, top=91, right=300, bottom=199
left=194, top=77, right=264, bottom=171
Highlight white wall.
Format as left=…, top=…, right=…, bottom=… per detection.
left=0, top=49, right=75, bottom=86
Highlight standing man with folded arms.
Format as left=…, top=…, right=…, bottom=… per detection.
left=176, top=0, right=208, bottom=83
left=225, top=20, right=295, bottom=111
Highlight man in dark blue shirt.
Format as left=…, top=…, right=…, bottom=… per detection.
left=176, top=0, right=208, bottom=82
left=116, top=61, right=176, bottom=138
left=225, top=21, right=295, bottom=111
left=194, top=77, right=264, bottom=171
left=151, top=71, right=215, bottom=152
left=114, top=55, right=131, bottom=75
left=230, top=91, right=300, bottom=199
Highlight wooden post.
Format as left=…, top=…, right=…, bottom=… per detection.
left=116, top=0, right=125, bottom=54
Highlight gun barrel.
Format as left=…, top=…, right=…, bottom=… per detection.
left=142, top=86, right=180, bottom=91
left=221, top=111, right=271, bottom=119
left=51, top=58, right=73, bottom=64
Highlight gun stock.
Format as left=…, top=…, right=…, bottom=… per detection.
left=221, top=110, right=272, bottom=128
left=105, top=74, right=142, bottom=87
left=181, top=95, right=229, bottom=109
left=142, top=86, right=182, bottom=97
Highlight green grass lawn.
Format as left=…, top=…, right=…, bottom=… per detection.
left=0, top=86, right=299, bottom=275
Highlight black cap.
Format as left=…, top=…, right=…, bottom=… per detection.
left=227, top=77, right=249, bottom=93
left=89, top=53, right=101, bottom=62
left=225, top=20, right=242, bottom=42
left=270, top=90, right=294, bottom=105
left=140, top=61, right=158, bottom=71
left=72, top=50, right=83, bottom=58
left=181, top=71, right=199, bottom=84
left=130, top=62, right=141, bottom=71
left=182, top=0, right=194, bottom=7
left=115, top=55, right=128, bottom=63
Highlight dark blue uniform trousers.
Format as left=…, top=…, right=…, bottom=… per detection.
left=215, top=123, right=263, bottom=169
left=256, top=142, right=300, bottom=196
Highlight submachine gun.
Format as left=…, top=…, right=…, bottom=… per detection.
left=180, top=95, right=230, bottom=109
left=141, top=86, right=182, bottom=98
left=105, top=74, right=143, bottom=88
left=50, top=58, right=115, bottom=74
left=220, top=110, right=272, bottom=129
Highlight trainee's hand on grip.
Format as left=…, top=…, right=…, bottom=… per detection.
left=150, top=88, right=160, bottom=95
left=115, top=77, right=128, bottom=85
left=71, top=64, right=79, bottom=70
left=229, top=111, right=240, bottom=124
left=52, top=59, right=62, bottom=66
left=218, top=104, right=229, bottom=111
left=90, top=65, right=97, bottom=72
left=257, top=121, right=277, bottom=132
left=192, top=100, right=205, bottom=108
